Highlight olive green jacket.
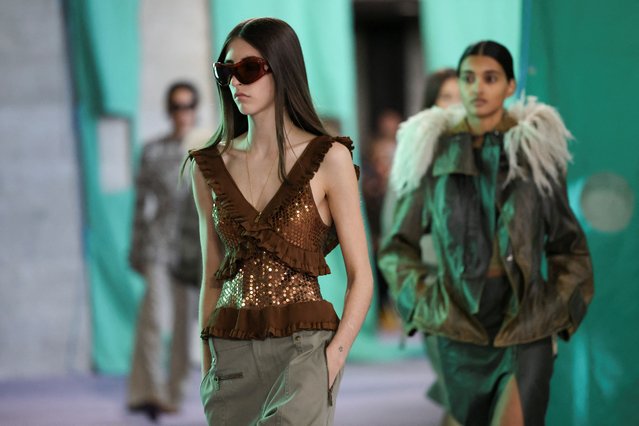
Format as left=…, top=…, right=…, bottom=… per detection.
left=379, top=101, right=594, bottom=346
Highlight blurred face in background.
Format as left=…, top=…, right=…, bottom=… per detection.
left=169, top=87, right=197, bottom=137
left=435, top=77, right=461, bottom=108
left=458, top=55, right=515, bottom=120
left=377, top=110, right=402, bottom=139
left=371, top=138, right=396, bottom=182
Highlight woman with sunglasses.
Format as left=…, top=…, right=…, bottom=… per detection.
left=379, top=40, right=593, bottom=425
left=188, top=18, right=372, bottom=425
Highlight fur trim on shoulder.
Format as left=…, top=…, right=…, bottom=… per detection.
left=390, top=104, right=466, bottom=195
left=504, top=96, right=573, bottom=195
left=389, top=97, right=573, bottom=196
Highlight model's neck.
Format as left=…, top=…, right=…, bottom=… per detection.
left=246, top=110, right=294, bottom=155
left=466, top=108, right=505, bottom=135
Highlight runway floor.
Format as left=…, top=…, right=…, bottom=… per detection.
left=0, top=355, right=443, bottom=426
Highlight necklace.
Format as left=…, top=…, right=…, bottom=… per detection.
left=244, top=149, right=277, bottom=218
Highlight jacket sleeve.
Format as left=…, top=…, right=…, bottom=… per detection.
left=129, top=146, right=155, bottom=274
left=378, top=183, right=434, bottom=332
left=544, top=177, right=594, bottom=340
left=170, top=189, right=202, bottom=287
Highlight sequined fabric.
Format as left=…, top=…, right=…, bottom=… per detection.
left=216, top=252, right=323, bottom=308
left=190, top=136, right=358, bottom=339
left=271, top=186, right=330, bottom=250
left=212, top=166, right=331, bottom=310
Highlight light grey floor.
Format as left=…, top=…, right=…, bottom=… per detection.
left=336, top=358, right=444, bottom=426
left=0, top=357, right=443, bottom=426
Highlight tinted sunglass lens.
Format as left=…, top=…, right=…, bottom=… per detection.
left=214, top=64, right=232, bottom=86
left=237, top=61, right=262, bottom=84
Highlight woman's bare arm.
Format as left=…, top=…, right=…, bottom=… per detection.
left=318, top=142, right=373, bottom=386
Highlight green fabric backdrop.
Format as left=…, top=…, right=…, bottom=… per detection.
left=65, top=0, right=142, bottom=374
left=419, top=0, right=521, bottom=77
left=209, top=0, right=392, bottom=360
left=526, top=1, right=639, bottom=424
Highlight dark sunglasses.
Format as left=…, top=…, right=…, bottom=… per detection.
left=168, top=101, right=196, bottom=112
left=214, top=57, right=271, bottom=86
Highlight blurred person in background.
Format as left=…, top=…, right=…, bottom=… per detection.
left=369, top=72, right=460, bottom=333
left=420, top=67, right=462, bottom=426
left=362, top=109, right=402, bottom=331
left=380, top=41, right=593, bottom=426
left=127, top=81, right=201, bottom=420
left=190, top=18, right=372, bottom=425
left=422, top=68, right=461, bottom=110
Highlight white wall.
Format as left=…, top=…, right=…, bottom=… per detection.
left=139, top=0, right=217, bottom=143
left=0, top=0, right=90, bottom=378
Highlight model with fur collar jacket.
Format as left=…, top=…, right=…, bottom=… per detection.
left=378, top=97, right=594, bottom=346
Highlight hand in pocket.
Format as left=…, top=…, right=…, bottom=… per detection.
left=325, top=343, right=345, bottom=388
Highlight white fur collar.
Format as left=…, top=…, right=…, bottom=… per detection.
left=389, top=96, right=573, bottom=197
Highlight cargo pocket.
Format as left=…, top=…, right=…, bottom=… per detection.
left=200, top=338, right=219, bottom=406
left=212, top=339, right=250, bottom=390
left=201, top=339, right=250, bottom=425
left=322, top=339, right=344, bottom=407
left=322, top=342, right=333, bottom=406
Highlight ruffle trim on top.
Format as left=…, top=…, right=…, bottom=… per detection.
left=259, top=135, right=359, bottom=258
left=200, top=300, right=340, bottom=340
left=261, top=135, right=359, bottom=221
left=213, top=228, right=332, bottom=280
left=189, top=136, right=358, bottom=279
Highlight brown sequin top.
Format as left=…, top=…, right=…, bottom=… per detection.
left=190, top=136, right=359, bottom=340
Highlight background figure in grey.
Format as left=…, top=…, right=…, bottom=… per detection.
left=127, top=82, right=201, bottom=421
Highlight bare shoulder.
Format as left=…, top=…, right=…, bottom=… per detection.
left=219, top=135, right=246, bottom=163
left=321, top=140, right=355, bottom=176
left=287, top=130, right=320, bottom=155
left=325, top=139, right=353, bottom=163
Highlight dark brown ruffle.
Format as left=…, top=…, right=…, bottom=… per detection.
left=189, top=136, right=359, bottom=278
left=214, top=227, right=331, bottom=281
left=189, top=145, right=247, bottom=226
left=200, top=300, right=340, bottom=340
left=259, top=135, right=359, bottom=222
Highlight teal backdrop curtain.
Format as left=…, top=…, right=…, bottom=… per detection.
left=419, top=0, right=521, bottom=77
left=209, top=0, right=385, bottom=359
left=65, top=0, right=142, bottom=373
left=525, top=1, right=639, bottom=424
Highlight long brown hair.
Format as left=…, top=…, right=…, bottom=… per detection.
left=209, top=17, right=328, bottom=180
